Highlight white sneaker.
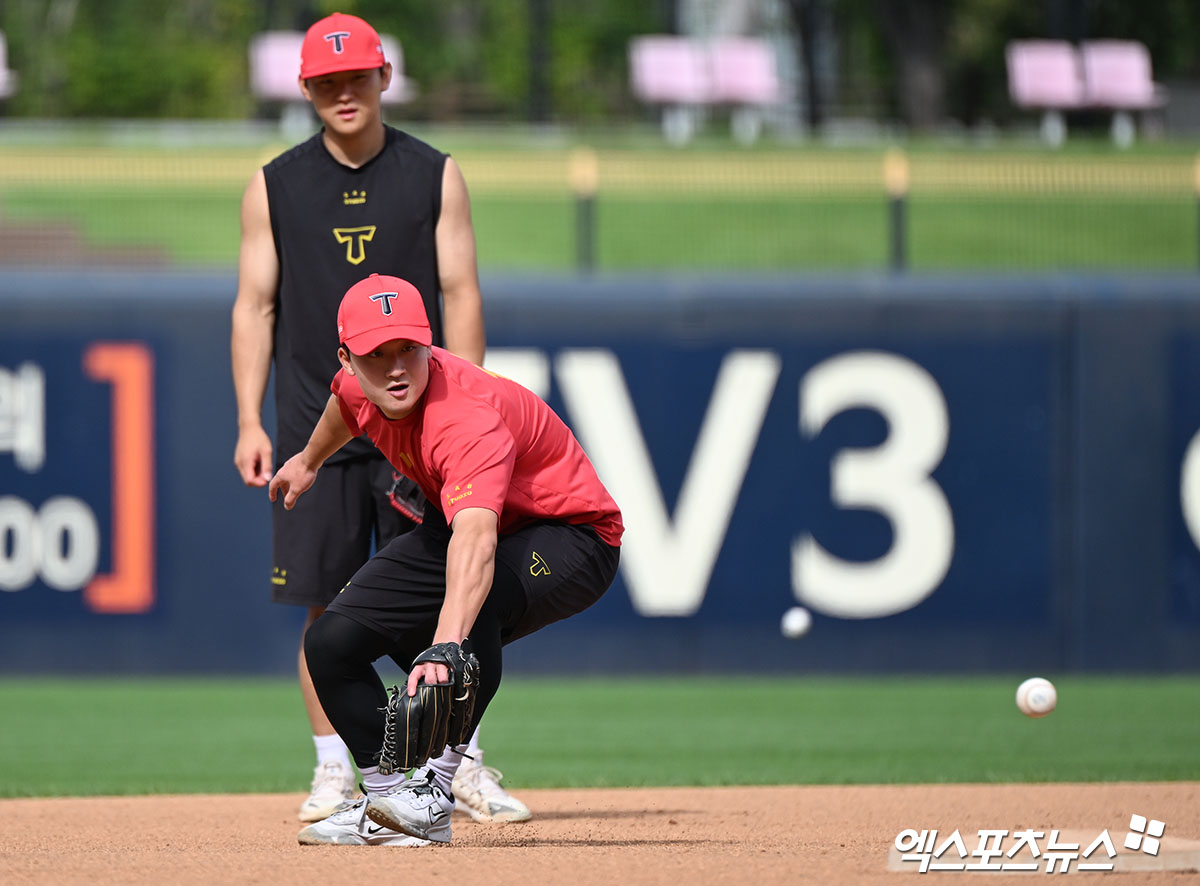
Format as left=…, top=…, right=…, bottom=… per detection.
left=298, top=797, right=432, bottom=847
left=298, top=760, right=356, bottom=822
left=365, top=767, right=454, bottom=843
left=451, top=752, right=532, bottom=823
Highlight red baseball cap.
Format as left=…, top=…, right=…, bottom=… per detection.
left=338, top=274, right=432, bottom=355
left=300, top=13, right=387, bottom=79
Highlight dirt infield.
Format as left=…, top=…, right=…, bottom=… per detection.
left=1, top=782, right=1197, bottom=885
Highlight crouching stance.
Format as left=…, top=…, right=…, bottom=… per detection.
left=269, top=274, right=623, bottom=846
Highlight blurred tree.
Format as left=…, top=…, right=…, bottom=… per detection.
left=783, top=0, right=825, bottom=130
left=3, top=0, right=82, bottom=116
left=545, top=0, right=666, bottom=121
left=871, top=0, right=949, bottom=131
left=0, top=0, right=1196, bottom=125
left=944, top=0, right=1040, bottom=127
left=528, top=0, right=550, bottom=122
left=356, top=0, right=665, bottom=122
left=261, top=0, right=321, bottom=31
left=1085, top=0, right=1200, bottom=79
left=828, top=0, right=893, bottom=120
left=3, top=0, right=255, bottom=118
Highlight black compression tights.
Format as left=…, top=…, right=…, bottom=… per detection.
left=303, top=609, right=504, bottom=771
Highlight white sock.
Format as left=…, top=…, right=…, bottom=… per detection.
left=466, top=723, right=483, bottom=758
left=360, top=765, right=406, bottom=794
left=313, top=733, right=353, bottom=770
left=426, top=748, right=463, bottom=797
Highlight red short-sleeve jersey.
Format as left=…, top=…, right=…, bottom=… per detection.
left=332, top=348, right=623, bottom=546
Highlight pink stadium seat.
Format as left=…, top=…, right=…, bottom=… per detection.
left=629, top=35, right=780, bottom=144
left=1006, top=38, right=1166, bottom=147
left=249, top=30, right=415, bottom=107
left=628, top=36, right=712, bottom=105
left=249, top=31, right=304, bottom=102
left=709, top=37, right=780, bottom=105
left=1005, top=40, right=1086, bottom=110
left=1080, top=40, right=1164, bottom=110
left=378, top=35, right=418, bottom=104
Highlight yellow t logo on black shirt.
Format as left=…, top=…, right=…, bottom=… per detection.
left=333, top=226, right=377, bottom=265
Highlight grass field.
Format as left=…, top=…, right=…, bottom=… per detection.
left=0, top=138, right=1195, bottom=271
left=1, top=675, right=1197, bottom=798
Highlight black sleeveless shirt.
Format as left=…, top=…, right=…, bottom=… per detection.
left=264, top=125, right=446, bottom=462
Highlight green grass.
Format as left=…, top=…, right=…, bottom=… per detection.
left=0, top=676, right=1196, bottom=797
left=593, top=196, right=891, bottom=270
left=1, top=136, right=1197, bottom=270
left=470, top=195, right=891, bottom=270
left=5, top=187, right=1190, bottom=271
left=909, top=196, right=1196, bottom=269
left=1, top=187, right=243, bottom=264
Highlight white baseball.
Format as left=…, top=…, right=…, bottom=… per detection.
left=1015, top=677, right=1057, bottom=718
left=780, top=606, right=812, bottom=639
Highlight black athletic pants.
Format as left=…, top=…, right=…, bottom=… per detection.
left=303, top=505, right=619, bottom=770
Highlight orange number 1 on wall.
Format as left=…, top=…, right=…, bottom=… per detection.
left=83, top=343, right=156, bottom=614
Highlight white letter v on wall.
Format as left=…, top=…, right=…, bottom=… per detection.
left=555, top=350, right=780, bottom=616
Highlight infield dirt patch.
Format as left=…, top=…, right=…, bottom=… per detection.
left=1, top=782, right=1197, bottom=885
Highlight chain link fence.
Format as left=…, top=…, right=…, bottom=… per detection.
left=0, top=132, right=1195, bottom=272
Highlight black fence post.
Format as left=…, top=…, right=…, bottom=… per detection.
left=571, top=147, right=599, bottom=274
left=885, top=148, right=910, bottom=274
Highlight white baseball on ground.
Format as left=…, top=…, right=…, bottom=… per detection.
left=780, top=606, right=812, bottom=639
left=1015, top=677, right=1057, bottom=718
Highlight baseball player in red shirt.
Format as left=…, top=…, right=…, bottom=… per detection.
left=270, top=273, right=622, bottom=847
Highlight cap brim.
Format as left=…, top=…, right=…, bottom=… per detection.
left=300, top=60, right=386, bottom=79
left=343, top=326, right=432, bottom=356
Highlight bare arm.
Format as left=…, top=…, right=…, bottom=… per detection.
left=231, top=168, right=281, bottom=486
left=406, top=506, right=498, bottom=694
left=267, top=395, right=355, bottom=510
left=436, top=157, right=486, bottom=366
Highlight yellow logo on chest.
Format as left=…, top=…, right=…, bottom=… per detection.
left=333, top=226, right=376, bottom=265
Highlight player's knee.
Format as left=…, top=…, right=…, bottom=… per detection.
left=303, top=611, right=358, bottom=676
left=304, top=610, right=393, bottom=681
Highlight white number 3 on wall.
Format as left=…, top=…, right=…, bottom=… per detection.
left=793, top=350, right=954, bottom=618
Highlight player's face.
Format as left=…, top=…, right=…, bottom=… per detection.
left=301, top=65, right=390, bottom=136
left=340, top=339, right=430, bottom=420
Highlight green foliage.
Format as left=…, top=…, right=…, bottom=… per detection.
left=944, top=0, right=1043, bottom=126
left=546, top=0, right=665, bottom=121
left=3, top=0, right=256, bottom=118
left=2, top=0, right=1197, bottom=124
left=480, top=0, right=530, bottom=115
left=0, top=1, right=661, bottom=122
left=1087, top=0, right=1200, bottom=77
left=351, top=0, right=664, bottom=120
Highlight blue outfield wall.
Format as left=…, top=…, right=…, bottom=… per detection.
left=1, top=270, right=1199, bottom=674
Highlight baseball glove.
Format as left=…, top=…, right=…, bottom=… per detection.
left=387, top=471, right=426, bottom=523
left=376, top=641, right=480, bottom=774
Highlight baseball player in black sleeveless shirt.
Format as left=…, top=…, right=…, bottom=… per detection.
left=231, top=12, right=530, bottom=832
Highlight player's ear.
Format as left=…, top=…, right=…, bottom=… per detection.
left=298, top=76, right=313, bottom=103
left=379, top=62, right=392, bottom=92
left=338, top=345, right=356, bottom=375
